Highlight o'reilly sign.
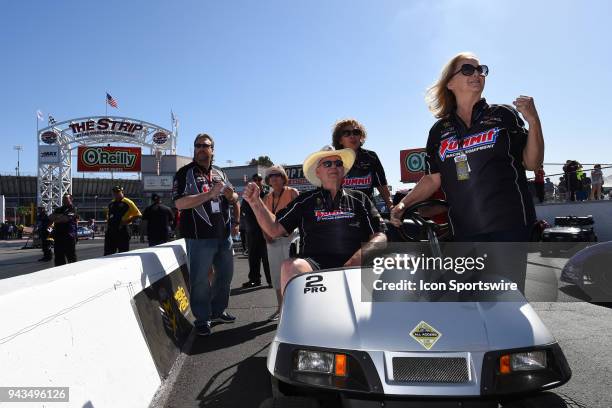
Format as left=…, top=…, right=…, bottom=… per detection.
left=77, top=146, right=141, bottom=172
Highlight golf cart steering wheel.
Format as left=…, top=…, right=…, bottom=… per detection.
left=398, top=199, right=451, bottom=256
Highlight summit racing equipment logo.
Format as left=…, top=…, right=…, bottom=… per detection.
left=410, top=321, right=442, bottom=350
left=314, top=210, right=355, bottom=222
left=438, top=127, right=499, bottom=160
left=77, top=146, right=142, bottom=172
left=343, top=174, right=372, bottom=188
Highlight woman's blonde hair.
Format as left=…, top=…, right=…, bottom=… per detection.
left=425, top=52, right=479, bottom=118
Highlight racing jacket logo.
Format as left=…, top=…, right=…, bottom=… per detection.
left=343, top=174, right=372, bottom=188
left=438, top=127, right=499, bottom=160
left=195, top=177, right=210, bottom=193
left=314, top=210, right=355, bottom=222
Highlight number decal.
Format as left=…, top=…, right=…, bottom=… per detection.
left=304, top=275, right=327, bottom=294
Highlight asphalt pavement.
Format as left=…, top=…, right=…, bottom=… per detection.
left=153, top=251, right=279, bottom=408
left=0, top=237, right=148, bottom=280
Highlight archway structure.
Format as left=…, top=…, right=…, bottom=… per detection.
left=37, top=116, right=176, bottom=212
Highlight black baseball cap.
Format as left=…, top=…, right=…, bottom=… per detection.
left=112, top=185, right=124, bottom=192
left=151, top=193, right=160, bottom=201
left=252, top=173, right=263, bottom=181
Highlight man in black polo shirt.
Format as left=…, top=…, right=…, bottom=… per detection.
left=173, top=133, right=240, bottom=337
left=49, top=194, right=78, bottom=266
left=243, top=146, right=386, bottom=295
left=142, top=193, right=175, bottom=246
left=240, top=173, right=271, bottom=288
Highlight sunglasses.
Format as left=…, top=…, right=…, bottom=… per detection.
left=194, top=143, right=213, bottom=149
left=319, top=159, right=344, bottom=168
left=452, top=64, right=489, bottom=77
left=268, top=173, right=282, bottom=178
left=340, top=128, right=363, bottom=138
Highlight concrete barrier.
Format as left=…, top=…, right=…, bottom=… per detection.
left=535, top=200, right=612, bottom=241
left=0, top=240, right=193, bottom=408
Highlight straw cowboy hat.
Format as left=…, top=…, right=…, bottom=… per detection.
left=302, top=145, right=355, bottom=187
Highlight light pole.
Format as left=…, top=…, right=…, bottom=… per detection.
left=13, top=145, right=22, bottom=224
left=94, top=195, right=98, bottom=221
left=14, top=145, right=22, bottom=177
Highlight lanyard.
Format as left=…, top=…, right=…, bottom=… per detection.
left=200, top=167, right=214, bottom=192
left=271, top=188, right=286, bottom=214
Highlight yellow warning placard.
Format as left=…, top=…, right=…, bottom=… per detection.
left=410, top=321, right=442, bottom=350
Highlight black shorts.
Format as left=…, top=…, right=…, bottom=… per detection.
left=302, top=255, right=348, bottom=271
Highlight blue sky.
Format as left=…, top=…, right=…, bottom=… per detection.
left=1, top=0, right=610, bottom=188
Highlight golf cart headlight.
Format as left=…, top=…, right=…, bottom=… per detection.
left=500, top=351, right=547, bottom=374
left=482, top=344, right=571, bottom=396
left=296, top=350, right=334, bottom=374
left=512, top=351, right=547, bottom=371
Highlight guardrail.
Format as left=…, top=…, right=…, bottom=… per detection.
left=0, top=239, right=193, bottom=407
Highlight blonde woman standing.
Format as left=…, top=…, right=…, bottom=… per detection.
left=392, top=51, right=543, bottom=242
left=391, top=52, right=544, bottom=293
left=262, top=165, right=299, bottom=321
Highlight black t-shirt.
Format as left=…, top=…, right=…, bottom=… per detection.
left=142, top=203, right=174, bottom=241
left=276, top=188, right=385, bottom=267
left=425, top=99, right=536, bottom=238
left=240, top=189, right=267, bottom=236
left=172, top=162, right=232, bottom=240
left=53, top=205, right=77, bottom=239
left=342, top=148, right=388, bottom=201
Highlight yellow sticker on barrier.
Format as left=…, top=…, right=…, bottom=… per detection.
left=174, top=286, right=190, bottom=313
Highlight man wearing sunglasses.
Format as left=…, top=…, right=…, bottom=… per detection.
left=243, top=146, right=386, bottom=296
left=173, top=133, right=240, bottom=337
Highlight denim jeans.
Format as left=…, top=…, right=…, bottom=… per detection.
left=186, top=236, right=234, bottom=327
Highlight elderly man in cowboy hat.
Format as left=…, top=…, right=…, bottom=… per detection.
left=243, top=146, right=386, bottom=295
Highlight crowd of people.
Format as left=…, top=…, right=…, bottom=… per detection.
left=530, top=161, right=608, bottom=203
left=0, top=222, right=24, bottom=240
left=559, top=160, right=605, bottom=201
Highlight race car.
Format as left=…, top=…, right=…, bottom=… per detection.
left=541, top=215, right=597, bottom=256
left=261, top=200, right=572, bottom=408
left=77, top=226, right=95, bottom=240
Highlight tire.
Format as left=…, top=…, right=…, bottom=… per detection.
left=259, top=397, right=320, bottom=408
